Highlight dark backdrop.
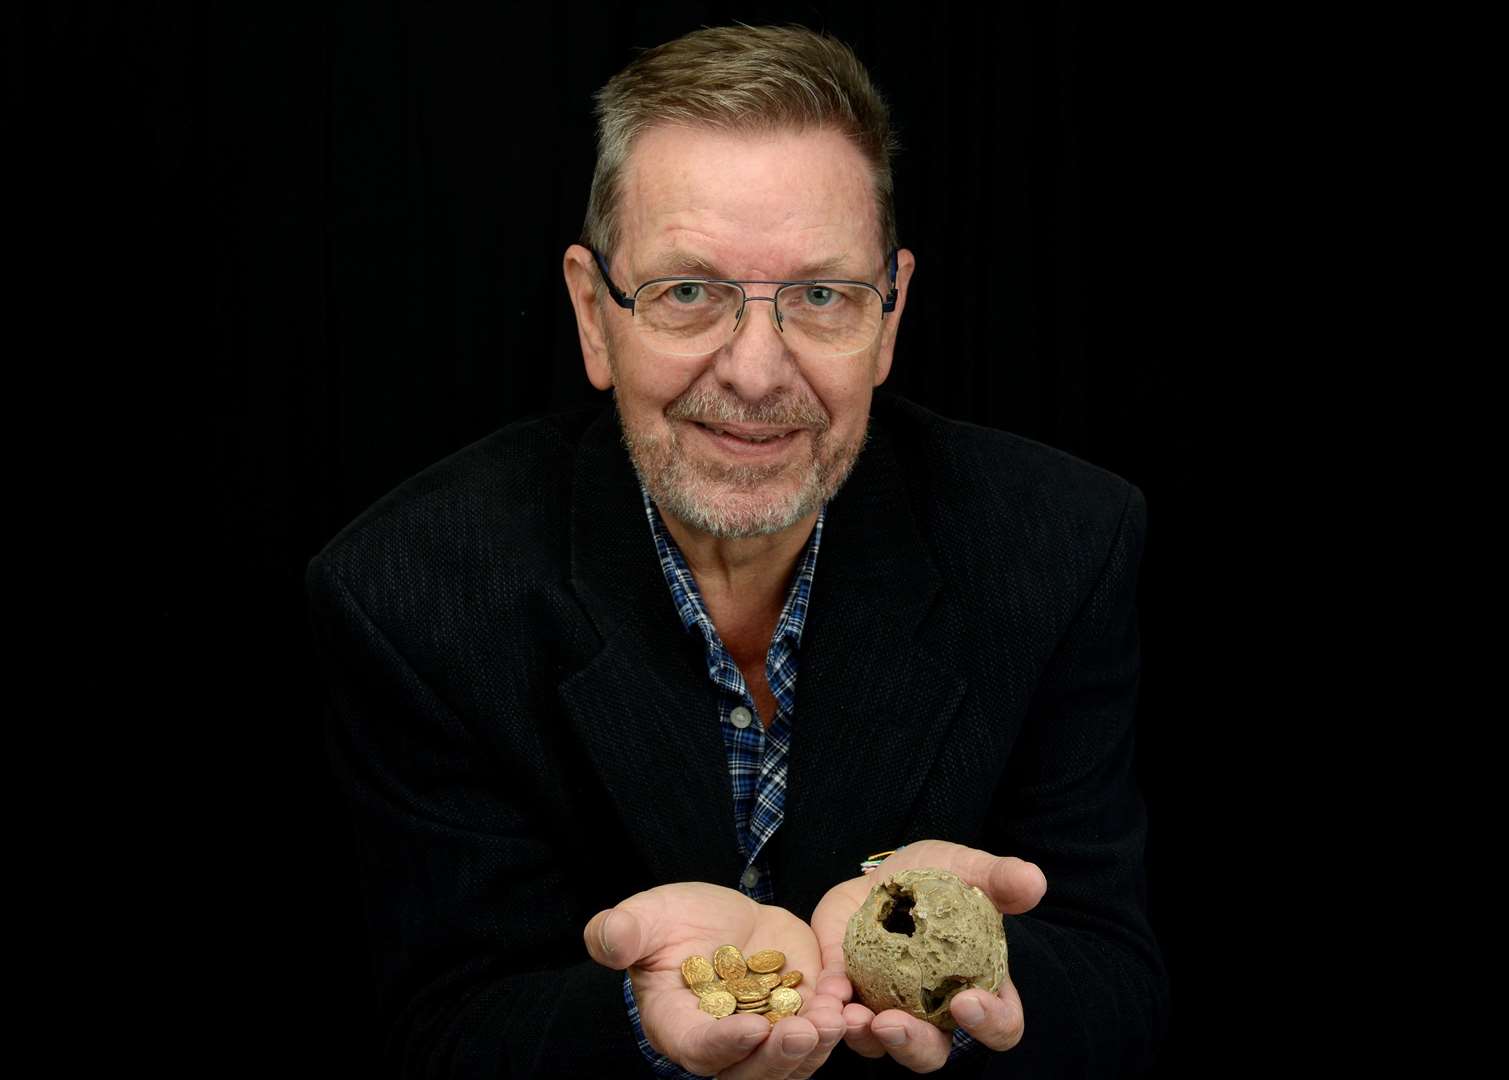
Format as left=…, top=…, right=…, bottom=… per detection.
left=28, top=2, right=1277, bottom=1075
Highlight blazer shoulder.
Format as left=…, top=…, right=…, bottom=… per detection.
left=872, top=392, right=1142, bottom=527
left=307, top=406, right=604, bottom=598
left=867, top=394, right=1145, bottom=627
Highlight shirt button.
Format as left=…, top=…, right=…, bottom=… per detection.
left=730, top=706, right=753, bottom=729
left=742, top=866, right=761, bottom=888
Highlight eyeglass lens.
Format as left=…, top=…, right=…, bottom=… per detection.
left=633, top=280, right=883, bottom=357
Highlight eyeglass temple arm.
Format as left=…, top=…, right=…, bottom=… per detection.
left=590, top=248, right=636, bottom=310
left=881, top=248, right=899, bottom=312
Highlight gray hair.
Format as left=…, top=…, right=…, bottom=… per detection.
left=583, top=24, right=899, bottom=268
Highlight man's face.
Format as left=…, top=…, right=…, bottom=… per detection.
left=566, top=124, right=914, bottom=541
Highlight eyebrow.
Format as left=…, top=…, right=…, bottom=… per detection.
left=642, top=250, right=863, bottom=281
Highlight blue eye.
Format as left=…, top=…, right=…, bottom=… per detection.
left=670, top=283, right=705, bottom=304
left=805, top=286, right=836, bottom=307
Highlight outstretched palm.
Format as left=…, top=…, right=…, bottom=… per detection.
left=587, top=882, right=843, bottom=1079
left=628, top=883, right=822, bottom=1045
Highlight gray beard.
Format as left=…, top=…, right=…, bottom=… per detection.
left=615, top=387, right=866, bottom=539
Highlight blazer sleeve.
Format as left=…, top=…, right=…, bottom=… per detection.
left=306, top=553, right=652, bottom=1079
left=981, top=485, right=1168, bottom=1078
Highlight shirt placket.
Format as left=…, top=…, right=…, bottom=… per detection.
left=741, top=637, right=795, bottom=899
left=702, top=647, right=769, bottom=901
left=642, top=488, right=822, bottom=911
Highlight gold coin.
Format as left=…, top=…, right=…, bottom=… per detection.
left=726, top=976, right=769, bottom=1002
left=734, top=1001, right=771, bottom=1013
left=766, top=1009, right=796, bottom=1024
left=768, top=987, right=802, bottom=1014
left=697, top=990, right=737, bottom=1018
left=746, top=949, right=785, bottom=974
left=780, top=970, right=803, bottom=989
left=681, top=955, right=715, bottom=988
left=756, top=972, right=781, bottom=991
left=713, top=945, right=748, bottom=982
left=691, top=979, right=728, bottom=998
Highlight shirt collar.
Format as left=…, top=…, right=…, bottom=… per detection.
left=639, top=485, right=824, bottom=653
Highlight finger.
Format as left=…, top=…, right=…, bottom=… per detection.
left=801, top=992, right=846, bottom=1017
left=719, top=1016, right=822, bottom=1080
left=949, top=849, right=1048, bottom=915
left=868, top=1008, right=952, bottom=1073
left=784, top=1013, right=845, bottom=1080
left=581, top=906, right=646, bottom=969
left=795, top=995, right=846, bottom=1048
left=815, top=966, right=853, bottom=1003
left=724, top=993, right=845, bottom=1080
left=670, top=1013, right=773, bottom=1078
left=840, top=1002, right=887, bottom=1059
left=783, top=1004, right=846, bottom=1080
left=949, top=983, right=1024, bottom=1052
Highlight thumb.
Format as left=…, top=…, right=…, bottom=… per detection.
left=583, top=906, right=648, bottom=970
left=930, top=844, right=1048, bottom=915
left=816, top=934, right=853, bottom=1003
left=975, top=854, right=1048, bottom=915
left=810, top=887, right=856, bottom=1002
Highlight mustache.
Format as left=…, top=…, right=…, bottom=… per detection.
left=665, top=387, right=831, bottom=431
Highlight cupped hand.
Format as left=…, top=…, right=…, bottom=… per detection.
left=585, top=882, right=846, bottom=1079
left=808, top=840, right=1048, bottom=1072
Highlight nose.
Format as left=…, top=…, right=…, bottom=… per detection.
left=714, top=295, right=794, bottom=403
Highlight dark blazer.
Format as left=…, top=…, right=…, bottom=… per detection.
left=307, top=391, right=1168, bottom=1078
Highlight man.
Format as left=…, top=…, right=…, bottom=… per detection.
left=308, top=24, right=1167, bottom=1079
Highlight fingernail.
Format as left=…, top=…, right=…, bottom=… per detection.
left=741, top=1029, right=768, bottom=1046
left=876, top=1026, right=907, bottom=1047
left=599, top=910, right=619, bottom=955
left=955, top=998, right=985, bottom=1026
left=782, top=1032, right=818, bottom=1055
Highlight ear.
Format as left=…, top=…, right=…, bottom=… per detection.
left=563, top=244, right=615, bottom=390
left=872, top=247, right=915, bottom=387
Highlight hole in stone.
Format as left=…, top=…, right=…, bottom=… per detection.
left=876, top=883, right=916, bottom=936
left=920, top=975, right=971, bottom=1015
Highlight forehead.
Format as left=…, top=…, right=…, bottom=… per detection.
left=617, top=124, right=881, bottom=279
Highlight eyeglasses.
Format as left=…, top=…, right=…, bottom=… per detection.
left=591, top=248, right=899, bottom=359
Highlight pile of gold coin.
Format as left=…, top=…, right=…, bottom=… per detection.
left=681, top=945, right=804, bottom=1023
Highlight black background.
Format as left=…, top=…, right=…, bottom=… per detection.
left=25, top=1, right=1287, bottom=1074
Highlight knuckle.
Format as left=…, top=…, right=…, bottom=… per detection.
left=901, top=1050, right=948, bottom=1074
left=845, top=1033, right=887, bottom=1059
left=888, top=1025, right=949, bottom=1072
left=985, top=1002, right=1024, bottom=1051
left=1003, top=1007, right=1025, bottom=1049
left=797, top=1044, right=839, bottom=1079
left=675, top=1033, right=716, bottom=1076
left=814, top=1020, right=845, bottom=1047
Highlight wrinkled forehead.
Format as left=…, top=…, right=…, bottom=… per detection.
left=616, top=123, right=884, bottom=280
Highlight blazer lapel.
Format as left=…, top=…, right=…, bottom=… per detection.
left=557, top=410, right=744, bottom=889
left=777, top=419, right=968, bottom=918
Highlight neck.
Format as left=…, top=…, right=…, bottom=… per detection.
left=660, top=508, right=818, bottom=732
left=660, top=509, right=817, bottom=613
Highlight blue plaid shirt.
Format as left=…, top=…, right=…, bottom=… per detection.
left=639, top=486, right=815, bottom=904
left=623, top=489, right=977, bottom=1076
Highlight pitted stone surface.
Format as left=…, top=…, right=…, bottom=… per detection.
left=841, top=867, right=1009, bottom=1030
